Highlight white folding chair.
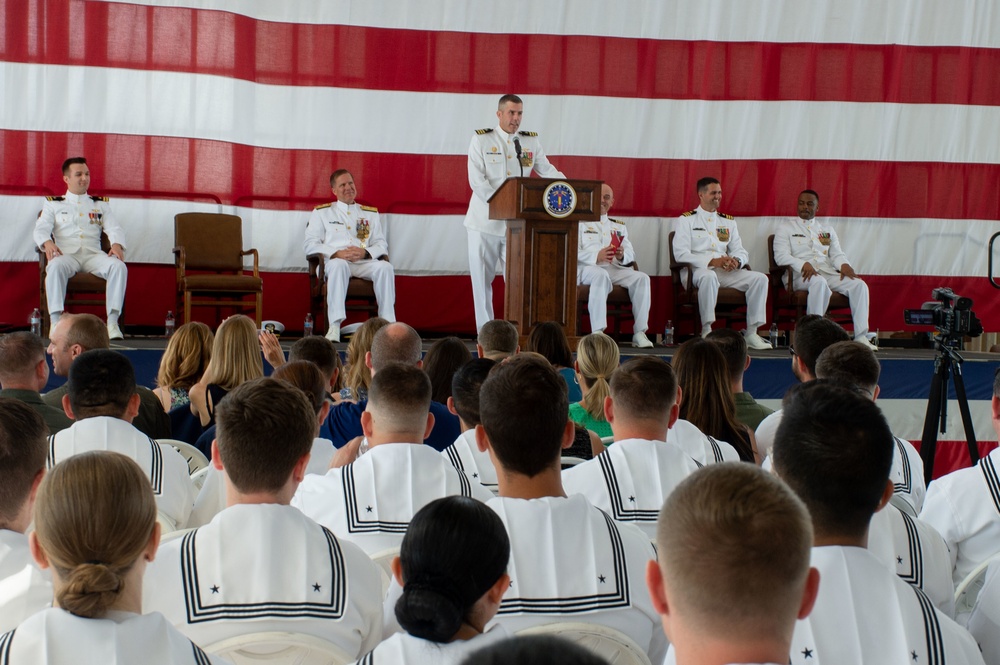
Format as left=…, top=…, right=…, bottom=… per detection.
left=160, top=526, right=197, bottom=545
left=560, top=456, right=588, bottom=468
left=191, top=465, right=211, bottom=490
left=158, top=438, right=210, bottom=476
left=517, top=622, right=652, bottom=665
left=600, top=436, right=615, bottom=446
left=157, top=510, right=179, bottom=536
left=956, top=550, right=1000, bottom=619
left=206, top=631, right=353, bottom=665
left=370, top=546, right=399, bottom=596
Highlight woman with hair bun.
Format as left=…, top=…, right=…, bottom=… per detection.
left=354, top=496, right=511, bottom=664
left=0, top=451, right=227, bottom=664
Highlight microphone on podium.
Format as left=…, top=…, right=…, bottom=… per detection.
left=512, top=136, right=524, bottom=177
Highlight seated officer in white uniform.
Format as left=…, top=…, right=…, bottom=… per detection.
left=49, top=349, right=194, bottom=530
left=294, top=364, right=493, bottom=556
left=920, top=368, right=1000, bottom=586
left=773, top=190, right=876, bottom=351
left=442, top=358, right=500, bottom=494
left=563, top=357, right=699, bottom=540
left=304, top=169, right=395, bottom=342
left=476, top=355, right=666, bottom=663
left=34, top=157, right=127, bottom=340
left=1, top=452, right=228, bottom=665
left=673, top=177, right=770, bottom=350
left=0, top=400, right=52, bottom=633
left=649, top=464, right=820, bottom=665
left=772, top=382, right=983, bottom=665
left=577, top=184, right=653, bottom=348
left=144, top=378, right=382, bottom=657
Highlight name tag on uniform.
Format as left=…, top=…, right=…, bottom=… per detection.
left=716, top=227, right=730, bottom=242
left=328, top=219, right=345, bottom=226
left=583, top=229, right=598, bottom=234
left=692, top=227, right=706, bottom=232
left=792, top=233, right=807, bottom=238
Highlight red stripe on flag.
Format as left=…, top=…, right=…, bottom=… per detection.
left=3, top=0, right=999, bottom=105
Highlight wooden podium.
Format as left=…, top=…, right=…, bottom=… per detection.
left=488, top=177, right=603, bottom=339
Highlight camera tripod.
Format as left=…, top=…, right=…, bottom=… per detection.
left=919, top=334, right=979, bottom=485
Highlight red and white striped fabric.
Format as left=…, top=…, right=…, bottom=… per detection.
left=1, top=0, right=999, bottom=334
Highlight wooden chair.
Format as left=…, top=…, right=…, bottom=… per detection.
left=576, top=261, right=638, bottom=337
left=173, top=213, right=262, bottom=327
left=307, top=253, right=389, bottom=332
left=668, top=231, right=749, bottom=337
left=37, top=228, right=114, bottom=336
left=766, top=234, right=851, bottom=330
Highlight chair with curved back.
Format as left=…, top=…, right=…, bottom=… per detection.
left=158, top=438, right=210, bottom=476
left=36, top=225, right=116, bottom=336
left=576, top=261, right=639, bottom=338
left=955, top=551, right=1000, bottom=620
left=307, top=254, right=389, bottom=333
left=766, top=234, right=852, bottom=333
left=517, top=622, right=653, bottom=665
left=206, top=631, right=354, bottom=665
left=668, top=231, right=749, bottom=338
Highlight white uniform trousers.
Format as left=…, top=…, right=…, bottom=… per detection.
left=325, top=258, right=396, bottom=325
left=45, top=249, right=127, bottom=316
left=792, top=273, right=870, bottom=337
left=690, top=267, right=768, bottom=329
left=468, top=229, right=505, bottom=332
left=577, top=264, right=650, bottom=334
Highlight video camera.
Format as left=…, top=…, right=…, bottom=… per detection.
left=904, top=287, right=983, bottom=338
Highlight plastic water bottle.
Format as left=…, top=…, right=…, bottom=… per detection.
left=663, top=320, right=674, bottom=346
left=770, top=323, right=779, bottom=349
left=29, top=308, right=41, bottom=337
left=165, top=311, right=175, bottom=338
left=303, top=313, right=314, bottom=337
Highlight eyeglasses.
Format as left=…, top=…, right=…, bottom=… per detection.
left=789, top=346, right=797, bottom=357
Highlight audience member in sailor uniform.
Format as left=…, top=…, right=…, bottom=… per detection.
left=563, top=357, right=700, bottom=540
left=649, top=464, right=820, bottom=665
left=442, top=358, right=500, bottom=494
left=577, top=184, right=653, bottom=348
left=0, top=452, right=227, bottom=665
left=673, top=177, right=770, bottom=349
left=772, top=382, right=983, bottom=665
left=965, top=559, right=1000, bottom=663
left=0, top=400, right=52, bottom=633
left=705, top=328, right=774, bottom=432
left=465, top=94, right=565, bottom=332
left=144, top=378, right=382, bottom=656
left=48, top=349, right=195, bottom=530
left=476, top=320, right=520, bottom=362
left=304, top=169, right=395, bottom=342
left=34, top=157, right=127, bottom=340
left=476, top=355, right=666, bottom=663
left=294, top=363, right=493, bottom=556
left=667, top=418, right=740, bottom=465
left=353, top=497, right=510, bottom=665
left=920, top=369, right=1000, bottom=586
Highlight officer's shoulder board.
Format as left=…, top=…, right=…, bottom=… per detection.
left=89, top=195, right=109, bottom=202
left=475, top=128, right=493, bottom=135
left=718, top=212, right=735, bottom=220
left=359, top=204, right=378, bottom=213
left=681, top=209, right=697, bottom=217
left=609, top=217, right=623, bottom=224
left=518, top=130, right=538, bottom=137
left=45, top=196, right=65, bottom=202
left=314, top=203, right=332, bottom=210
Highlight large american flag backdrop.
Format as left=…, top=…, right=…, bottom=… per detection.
left=1, top=0, right=999, bottom=337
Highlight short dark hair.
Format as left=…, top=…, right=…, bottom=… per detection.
left=370, top=323, right=422, bottom=372
left=793, top=315, right=849, bottom=377
left=215, top=377, right=315, bottom=493
left=463, top=635, right=608, bottom=665
left=62, top=157, right=87, bottom=175
left=0, top=332, right=45, bottom=380
left=367, top=363, right=433, bottom=432
left=705, top=328, right=747, bottom=383
left=329, top=168, right=352, bottom=188
left=480, top=355, right=568, bottom=477
left=800, top=189, right=820, bottom=202
left=396, top=496, right=510, bottom=643
left=450, top=358, right=496, bottom=427
left=288, top=336, right=340, bottom=381
left=422, top=337, right=473, bottom=404
left=696, top=177, right=720, bottom=193
left=477, top=320, right=519, bottom=359
left=815, top=341, right=881, bottom=395
left=0, top=398, right=48, bottom=526
left=772, top=381, right=894, bottom=540
left=67, top=349, right=136, bottom=419
left=272, top=361, right=327, bottom=415
left=65, top=313, right=111, bottom=351
left=609, top=357, right=678, bottom=422
left=526, top=322, right=573, bottom=368
left=498, top=94, right=523, bottom=108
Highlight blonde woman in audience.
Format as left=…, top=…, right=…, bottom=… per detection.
left=340, top=316, right=389, bottom=402
left=569, top=331, right=618, bottom=438
left=189, top=315, right=263, bottom=429
left=0, top=451, right=227, bottom=664
left=152, top=321, right=214, bottom=412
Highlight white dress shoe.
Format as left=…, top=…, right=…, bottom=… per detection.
left=107, top=322, right=124, bottom=340
left=632, top=332, right=654, bottom=348
left=744, top=331, right=771, bottom=350
left=325, top=323, right=341, bottom=342
left=855, top=336, right=879, bottom=351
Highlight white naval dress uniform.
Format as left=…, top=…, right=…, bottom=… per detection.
left=773, top=219, right=871, bottom=338
left=442, top=429, right=499, bottom=494
left=304, top=201, right=395, bottom=328
left=143, top=503, right=382, bottom=657
left=965, top=560, right=1000, bottom=663
left=0, top=609, right=228, bottom=665
left=577, top=215, right=651, bottom=334
left=562, top=438, right=700, bottom=540
left=464, top=127, right=564, bottom=331
left=486, top=494, right=667, bottom=664
left=673, top=206, right=768, bottom=330
left=352, top=626, right=508, bottom=665
left=787, top=546, right=983, bottom=665
left=668, top=418, right=740, bottom=466
left=0, top=530, right=52, bottom=634
left=34, top=191, right=127, bottom=320
left=292, top=443, right=495, bottom=555
left=49, top=416, right=195, bottom=530
left=919, top=447, right=1000, bottom=586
